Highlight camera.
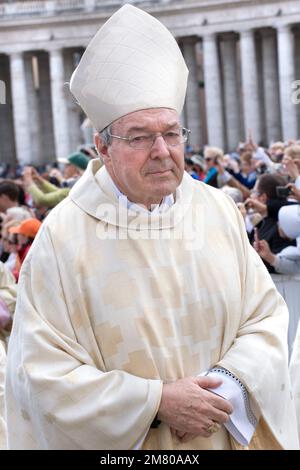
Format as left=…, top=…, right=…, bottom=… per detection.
left=276, top=186, right=292, bottom=199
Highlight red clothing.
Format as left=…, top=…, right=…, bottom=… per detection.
left=13, top=243, right=32, bottom=282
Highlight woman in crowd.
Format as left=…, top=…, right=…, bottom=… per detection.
left=254, top=204, right=300, bottom=274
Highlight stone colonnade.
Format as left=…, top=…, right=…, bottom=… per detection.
left=182, top=25, right=300, bottom=152
left=1, top=24, right=300, bottom=165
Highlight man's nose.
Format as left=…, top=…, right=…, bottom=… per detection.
left=150, top=135, right=170, bottom=158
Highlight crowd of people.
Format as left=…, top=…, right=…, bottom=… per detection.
left=185, top=136, right=300, bottom=274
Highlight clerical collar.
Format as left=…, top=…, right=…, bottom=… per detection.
left=106, top=172, right=175, bottom=214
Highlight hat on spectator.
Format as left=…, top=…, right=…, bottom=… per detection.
left=67, top=152, right=90, bottom=171
left=57, top=157, right=69, bottom=165
left=9, top=218, right=42, bottom=238
left=69, top=4, right=188, bottom=132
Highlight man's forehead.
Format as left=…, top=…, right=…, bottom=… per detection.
left=113, top=108, right=179, bottom=130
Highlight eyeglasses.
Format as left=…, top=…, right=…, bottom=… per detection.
left=108, top=127, right=190, bottom=150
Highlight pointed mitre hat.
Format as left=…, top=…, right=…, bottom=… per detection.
left=70, top=4, right=188, bottom=132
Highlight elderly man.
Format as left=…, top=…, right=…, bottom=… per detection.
left=5, top=4, right=298, bottom=450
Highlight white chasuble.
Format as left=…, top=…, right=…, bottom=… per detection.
left=5, top=160, right=299, bottom=449
left=290, top=321, right=300, bottom=439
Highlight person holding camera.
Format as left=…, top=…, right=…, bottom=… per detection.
left=253, top=204, right=300, bottom=274
left=246, top=174, right=297, bottom=272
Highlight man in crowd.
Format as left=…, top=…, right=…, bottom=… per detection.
left=0, top=181, right=20, bottom=214
left=59, top=151, right=90, bottom=187
left=5, top=4, right=298, bottom=450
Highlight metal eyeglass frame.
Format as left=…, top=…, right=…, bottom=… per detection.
left=107, top=127, right=191, bottom=149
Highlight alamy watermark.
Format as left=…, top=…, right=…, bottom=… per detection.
left=0, top=80, right=6, bottom=104
left=95, top=198, right=205, bottom=251
left=292, top=80, right=300, bottom=104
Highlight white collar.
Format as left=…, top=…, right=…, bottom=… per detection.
left=107, top=172, right=175, bottom=214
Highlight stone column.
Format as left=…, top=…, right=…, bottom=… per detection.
left=63, top=49, right=83, bottom=151
left=220, top=33, right=241, bottom=151
left=295, top=29, right=300, bottom=138
left=38, top=51, right=56, bottom=165
left=9, top=52, right=31, bottom=165
left=0, top=54, right=16, bottom=164
left=24, top=53, right=41, bottom=166
left=239, top=30, right=261, bottom=143
left=203, top=34, right=224, bottom=149
left=48, top=48, right=70, bottom=160
left=277, top=25, right=298, bottom=141
left=261, top=29, right=281, bottom=144
left=181, top=38, right=202, bottom=149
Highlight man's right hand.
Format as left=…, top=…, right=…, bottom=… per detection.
left=157, top=376, right=233, bottom=438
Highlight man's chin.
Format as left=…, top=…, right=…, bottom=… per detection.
left=148, top=184, right=178, bottom=201
left=144, top=172, right=182, bottom=197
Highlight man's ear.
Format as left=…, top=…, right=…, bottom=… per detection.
left=94, top=134, right=109, bottom=160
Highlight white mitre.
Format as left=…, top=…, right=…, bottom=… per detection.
left=70, top=3, right=188, bottom=131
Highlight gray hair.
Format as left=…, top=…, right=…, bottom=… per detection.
left=221, top=185, right=243, bottom=204
left=99, top=125, right=112, bottom=147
